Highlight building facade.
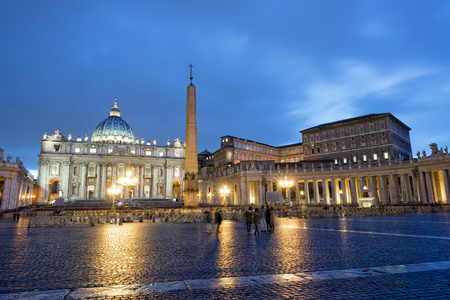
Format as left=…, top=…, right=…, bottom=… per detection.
left=37, top=102, right=185, bottom=205
left=199, top=115, right=450, bottom=207
left=0, top=148, right=36, bottom=211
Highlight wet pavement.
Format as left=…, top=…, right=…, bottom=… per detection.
left=1, top=212, right=450, bottom=299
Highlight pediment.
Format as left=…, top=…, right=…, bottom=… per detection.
left=105, top=149, right=138, bottom=157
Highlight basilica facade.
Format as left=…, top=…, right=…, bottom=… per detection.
left=37, top=102, right=185, bottom=205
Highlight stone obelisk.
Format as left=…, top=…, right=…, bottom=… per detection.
left=183, top=64, right=199, bottom=207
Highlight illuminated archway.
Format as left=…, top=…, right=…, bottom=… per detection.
left=49, top=178, right=60, bottom=200
left=172, top=180, right=181, bottom=201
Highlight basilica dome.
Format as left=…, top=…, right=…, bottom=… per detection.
left=91, top=101, right=136, bottom=143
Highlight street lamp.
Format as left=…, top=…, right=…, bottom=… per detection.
left=108, top=184, right=120, bottom=210
left=279, top=176, right=294, bottom=206
left=220, top=185, right=230, bottom=206
left=117, top=171, right=138, bottom=208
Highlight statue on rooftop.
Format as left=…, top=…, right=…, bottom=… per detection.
left=429, top=143, right=439, bottom=156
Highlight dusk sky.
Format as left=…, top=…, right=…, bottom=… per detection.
left=1, top=0, right=450, bottom=177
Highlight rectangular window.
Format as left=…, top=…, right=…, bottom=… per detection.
left=343, top=157, right=348, bottom=164
left=131, top=150, right=136, bottom=154
left=373, top=153, right=378, bottom=161
left=89, top=148, right=97, bottom=153
left=353, top=156, right=357, bottom=163
left=75, top=147, right=80, bottom=153
left=145, top=150, right=152, bottom=156
left=362, top=154, right=367, bottom=162
left=159, top=152, right=164, bottom=157
left=384, top=152, right=389, bottom=159
left=108, top=148, right=113, bottom=153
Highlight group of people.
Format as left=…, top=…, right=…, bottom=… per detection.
left=203, top=206, right=275, bottom=235
left=244, top=205, right=275, bottom=236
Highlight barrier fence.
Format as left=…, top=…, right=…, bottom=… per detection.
left=3, top=205, right=449, bottom=227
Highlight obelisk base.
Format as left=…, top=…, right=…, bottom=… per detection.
left=184, top=191, right=199, bottom=207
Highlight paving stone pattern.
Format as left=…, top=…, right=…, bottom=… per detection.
left=0, top=212, right=450, bottom=299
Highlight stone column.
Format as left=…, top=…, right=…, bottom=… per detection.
left=443, top=169, right=450, bottom=205
left=135, top=165, right=140, bottom=199
left=349, top=178, right=358, bottom=206
left=340, top=178, right=347, bottom=205
left=322, top=179, right=329, bottom=205
left=287, top=184, right=291, bottom=206
left=101, top=164, right=107, bottom=199
left=112, top=164, right=117, bottom=186
left=389, top=175, right=399, bottom=204
left=369, top=176, right=379, bottom=205
left=425, top=171, right=434, bottom=204
left=295, top=181, right=300, bottom=206
left=419, top=171, right=428, bottom=204
left=305, top=180, right=310, bottom=205
left=406, top=174, right=413, bottom=204
left=359, top=177, right=366, bottom=198
left=331, top=178, right=337, bottom=205
left=379, top=175, right=389, bottom=205
left=400, top=174, right=409, bottom=205
left=152, top=166, right=158, bottom=198
left=80, top=164, right=87, bottom=199
left=259, top=180, right=264, bottom=205
left=139, top=165, right=144, bottom=199
left=313, top=179, right=319, bottom=205
left=410, top=173, right=419, bottom=203
left=95, top=164, right=101, bottom=199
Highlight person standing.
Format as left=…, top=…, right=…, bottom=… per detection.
left=204, top=210, right=213, bottom=233
left=269, top=206, right=275, bottom=232
left=260, top=205, right=266, bottom=232
left=253, top=208, right=260, bottom=236
left=244, top=206, right=253, bottom=234
left=214, top=209, right=222, bottom=233
left=265, top=205, right=271, bottom=231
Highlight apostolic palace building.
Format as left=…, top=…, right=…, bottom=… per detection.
left=2, top=76, right=450, bottom=211
left=198, top=113, right=450, bottom=207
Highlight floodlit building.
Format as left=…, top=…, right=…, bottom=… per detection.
left=199, top=114, right=450, bottom=207
left=37, top=102, right=185, bottom=205
left=0, top=149, right=36, bottom=211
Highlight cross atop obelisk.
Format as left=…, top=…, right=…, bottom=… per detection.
left=188, top=63, right=194, bottom=84
left=184, top=64, right=199, bottom=206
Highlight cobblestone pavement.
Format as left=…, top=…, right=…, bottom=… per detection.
left=1, top=212, right=450, bottom=299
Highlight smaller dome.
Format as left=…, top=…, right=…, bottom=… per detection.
left=91, top=101, right=136, bottom=143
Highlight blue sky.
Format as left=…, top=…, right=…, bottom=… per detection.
left=1, top=0, right=450, bottom=177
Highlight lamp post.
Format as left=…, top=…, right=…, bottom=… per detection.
left=118, top=171, right=138, bottom=208
left=220, top=185, right=230, bottom=206
left=108, top=184, right=120, bottom=210
left=279, top=176, right=294, bottom=206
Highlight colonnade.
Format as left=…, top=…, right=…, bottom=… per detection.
left=0, top=170, right=35, bottom=211
left=200, top=161, right=450, bottom=207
